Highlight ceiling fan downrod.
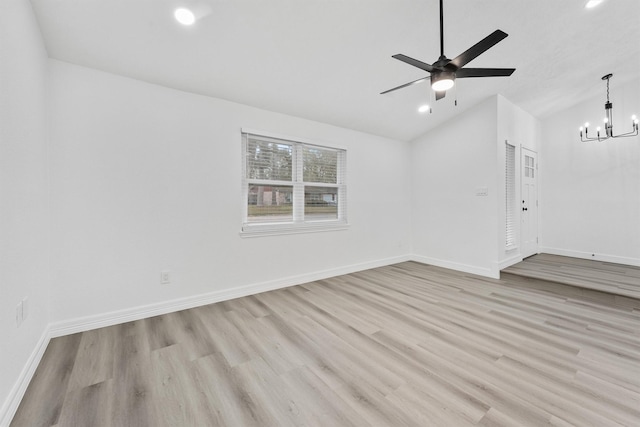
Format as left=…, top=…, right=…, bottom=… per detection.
left=439, top=0, right=445, bottom=58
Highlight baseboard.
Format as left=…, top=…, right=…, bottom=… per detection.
left=49, top=254, right=412, bottom=338
left=2, top=255, right=410, bottom=425
left=497, top=254, right=523, bottom=271
left=0, top=327, right=51, bottom=427
left=410, top=255, right=499, bottom=279
left=539, top=247, right=640, bottom=267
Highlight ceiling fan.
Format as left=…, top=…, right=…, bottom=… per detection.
left=381, top=0, right=515, bottom=100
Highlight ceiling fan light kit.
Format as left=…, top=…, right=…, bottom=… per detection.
left=579, top=74, right=638, bottom=142
left=381, top=0, right=515, bottom=104
left=431, top=71, right=455, bottom=91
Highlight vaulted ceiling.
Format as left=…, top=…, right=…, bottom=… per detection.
left=30, top=0, right=640, bottom=141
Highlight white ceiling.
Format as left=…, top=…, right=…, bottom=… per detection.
left=29, top=0, right=640, bottom=141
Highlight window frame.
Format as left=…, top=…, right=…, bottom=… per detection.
left=240, top=128, right=348, bottom=237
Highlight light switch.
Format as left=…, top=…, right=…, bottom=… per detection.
left=161, top=271, right=171, bottom=285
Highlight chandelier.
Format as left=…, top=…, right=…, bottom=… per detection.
left=579, top=74, right=638, bottom=142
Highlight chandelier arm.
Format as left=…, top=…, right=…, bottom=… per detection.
left=610, top=128, right=639, bottom=138
left=580, top=131, right=607, bottom=142
left=581, top=136, right=608, bottom=142
left=581, top=125, right=637, bottom=141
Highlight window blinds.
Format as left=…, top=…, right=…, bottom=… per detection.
left=505, top=142, right=516, bottom=248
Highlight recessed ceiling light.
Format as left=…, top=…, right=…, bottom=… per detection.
left=585, top=0, right=604, bottom=9
left=174, top=8, right=195, bottom=25
left=418, top=104, right=430, bottom=113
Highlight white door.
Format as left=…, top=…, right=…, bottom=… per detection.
left=521, top=149, right=538, bottom=258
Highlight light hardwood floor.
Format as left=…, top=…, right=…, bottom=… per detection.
left=11, top=262, right=640, bottom=426
left=503, top=254, right=640, bottom=299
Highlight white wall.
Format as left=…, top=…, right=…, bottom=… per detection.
left=47, top=60, right=412, bottom=326
left=496, top=95, right=540, bottom=267
left=0, top=0, right=51, bottom=422
left=540, top=78, right=640, bottom=265
left=410, top=97, right=500, bottom=277
left=410, top=95, right=540, bottom=277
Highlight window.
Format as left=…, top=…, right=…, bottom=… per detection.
left=241, top=130, right=347, bottom=236
left=524, top=154, right=534, bottom=178
left=505, top=142, right=516, bottom=249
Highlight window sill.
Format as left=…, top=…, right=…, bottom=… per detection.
left=240, top=221, right=349, bottom=238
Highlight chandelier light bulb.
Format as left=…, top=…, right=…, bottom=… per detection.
left=632, top=114, right=637, bottom=121
left=596, top=127, right=601, bottom=132
left=418, top=104, right=430, bottom=113
left=579, top=126, right=583, bottom=131
left=603, top=117, right=608, bottom=123
left=585, top=122, right=590, bottom=128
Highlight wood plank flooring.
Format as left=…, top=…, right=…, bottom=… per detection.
left=503, top=254, right=640, bottom=299
left=11, top=262, right=640, bottom=426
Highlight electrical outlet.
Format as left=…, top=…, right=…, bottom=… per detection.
left=161, top=271, right=171, bottom=285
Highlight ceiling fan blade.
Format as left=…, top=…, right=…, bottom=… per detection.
left=435, top=90, right=446, bottom=100
left=449, top=30, right=508, bottom=69
left=456, top=68, right=515, bottom=78
left=392, top=54, right=436, bottom=73
left=380, top=76, right=430, bottom=95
